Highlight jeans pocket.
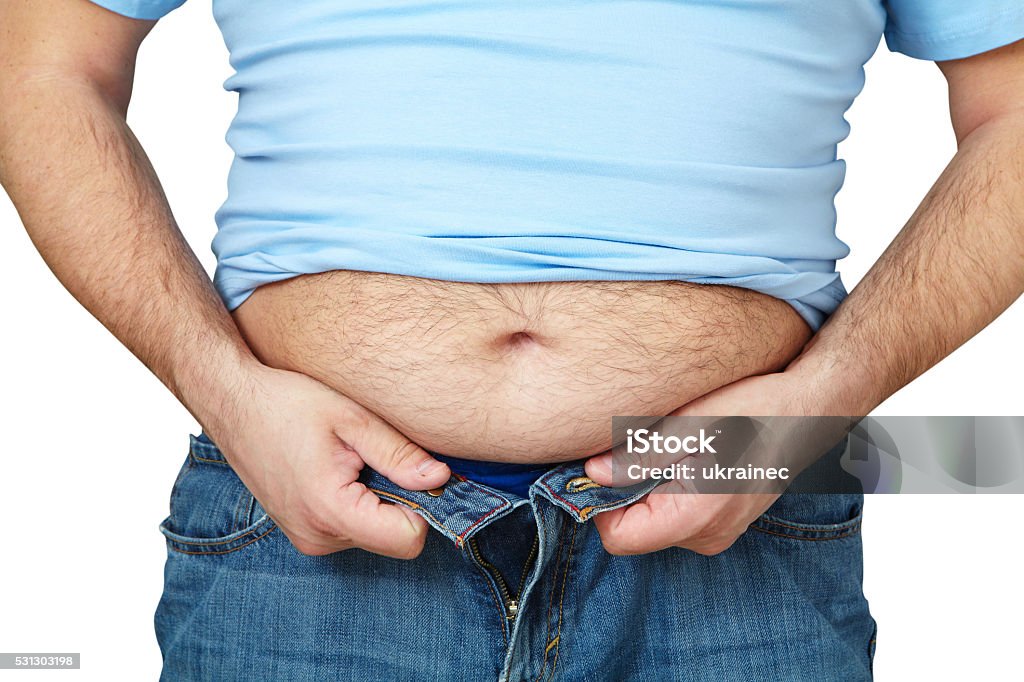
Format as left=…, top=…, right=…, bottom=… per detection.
left=750, top=492, right=864, bottom=541
left=159, top=434, right=277, bottom=555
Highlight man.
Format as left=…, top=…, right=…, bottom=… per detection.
left=1, top=0, right=1022, bottom=679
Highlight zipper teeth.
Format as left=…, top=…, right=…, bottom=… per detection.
left=515, top=534, right=540, bottom=598
left=469, top=536, right=514, bottom=610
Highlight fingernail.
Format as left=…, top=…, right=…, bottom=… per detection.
left=417, top=458, right=443, bottom=475
left=589, top=455, right=612, bottom=480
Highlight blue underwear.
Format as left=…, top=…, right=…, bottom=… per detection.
left=431, top=453, right=557, bottom=499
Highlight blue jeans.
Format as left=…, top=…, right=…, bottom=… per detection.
left=155, top=433, right=876, bottom=681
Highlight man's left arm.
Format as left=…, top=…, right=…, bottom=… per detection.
left=583, top=38, right=1024, bottom=556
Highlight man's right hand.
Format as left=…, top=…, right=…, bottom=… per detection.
left=204, top=364, right=451, bottom=560
left=0, top=1, right=450, bottom=561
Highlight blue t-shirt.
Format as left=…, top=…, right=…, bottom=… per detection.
left=91, top=0, right=1024, bottom=332
left=91, top=0, right=1023, bottom=492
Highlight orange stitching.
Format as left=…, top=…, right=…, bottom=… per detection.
left=367, top=488, right=424, bottom=511
left=750, top=523, right=861, bottom=541
left=189, top=451, right=228, bottom=465
left=757, top=515, right=862, bottom=533
left=161, top=516, right=275, bottom=547
left=550, top=523, right=578, bottom=679
left=535, top=520, right=568, bottom=682
left=166, top=524, right=277, bottom=555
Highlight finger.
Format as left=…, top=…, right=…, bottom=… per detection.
left=670, top=385, right=740, bottom=418
left=585, top=443, right=659, bottom=488
left=593, top=504, right=669, bottom=555
left=334, top=481, right=430, bottom=559
left=336, top=413, right=450, bottom=490
left=594, top=484, right=697, bottom=555
left=584, top=451, right=615, bottom=486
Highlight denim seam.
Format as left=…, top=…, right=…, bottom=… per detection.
left=459, top=503, right=513, bottom=541
left=190, top=451, right=228, bottom=465
left=189, top=436, right=225, bottom=461
left=756, top=515, right=862, bottom=533
left=514, top=534, right=539, bottom=600
left=244, top=495, right=258, bottom=528
left=549, top=522, right=579, bottom=680
left=158, top=512, right=274, bottom=544
left=163, top=521, right=277, bottom=555
left=749, top=522, right=861, bottom=541
left=535, top=518, right=568, bottom=681
left=538, top=480, right=594, bottom=520
left=232, top=490, right=252, bottom=532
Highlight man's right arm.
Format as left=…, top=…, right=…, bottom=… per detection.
left=0, top=0, right=449, bottom=558
left=0, top=1, right=259, bottom=435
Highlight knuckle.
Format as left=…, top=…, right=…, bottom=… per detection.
left=303, top=508, right=343, bottom=540
left=281, top=527, right=335, bottom=556
left=599, top=532, right=632, bottom=556
left=340, top=403, right=373, bottom=435
left=395, top=537, right=426, bottom=560
left=385, top=440, right=422, bottom=468
left=292, top=540, right=331, bottom=557
left=693, top=536, right=735, bottom=556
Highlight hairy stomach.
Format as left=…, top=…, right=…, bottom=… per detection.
left=231, top=271, right=812, bottom=463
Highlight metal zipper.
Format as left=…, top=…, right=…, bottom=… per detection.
left=468, top=532, right=540, bottom=623
left=468, top=536, right=517, bottom=620
left=515, top=534, right=540, bottom=601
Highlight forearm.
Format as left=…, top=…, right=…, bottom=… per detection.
left=0, top=72, right=262, bottom=433
left=790, top=111, right=1024, bottom=414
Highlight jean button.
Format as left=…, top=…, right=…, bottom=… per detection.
left=426, top=486, right=446, bottom=497
left=565, top=476, right=601, bottom=493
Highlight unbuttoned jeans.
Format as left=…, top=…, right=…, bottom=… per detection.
left=155, top=433, right=876, bottom=681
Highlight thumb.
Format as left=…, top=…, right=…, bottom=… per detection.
left=585, top=451, right=615, bottom=486
left=337, top=414, right=450, bottom=490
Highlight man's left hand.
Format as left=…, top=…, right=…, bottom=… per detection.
left=583, top=371, right=817, bottom=556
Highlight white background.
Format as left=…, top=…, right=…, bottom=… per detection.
left=1, top=2, right=1021, bottom=679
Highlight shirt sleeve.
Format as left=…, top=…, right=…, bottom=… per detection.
left=883, top=0, right=1024, bottom=61
left=86, top=0, right=187, bottom=21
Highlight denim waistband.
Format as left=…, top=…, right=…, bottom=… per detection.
left=192, top=432, right=660, bottom=548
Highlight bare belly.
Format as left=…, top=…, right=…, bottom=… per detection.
left=232, top=271, right=812, bottom=463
